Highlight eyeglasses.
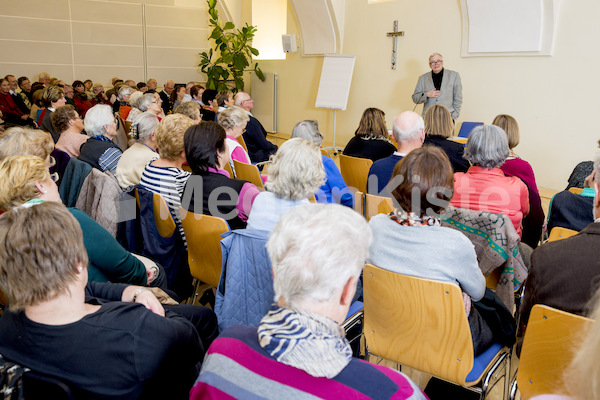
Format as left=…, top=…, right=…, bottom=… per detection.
left=429, top=59, right=443, bottom=65
left=49, top=172, right=59, bottom=183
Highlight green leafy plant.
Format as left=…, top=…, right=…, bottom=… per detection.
left=199, top=0, right=265, bottom=91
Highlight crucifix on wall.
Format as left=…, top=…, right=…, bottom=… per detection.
left=386, top=20, right=405, bottom=70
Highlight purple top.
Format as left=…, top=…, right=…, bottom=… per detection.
left=207, top=166, right=259, bottom=221
left=501, top=157, right=539, bottom=195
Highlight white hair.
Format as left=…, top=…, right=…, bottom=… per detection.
left=137, top=93, right=155, bottom=112
left=464, top=124, right=510, bottom=169
left=131, top=112, right=159, bottom=141
left=217, top=106, right=249, bottom=131
left=129, top=91, right=144, bottom=109
left=291, top=120, right=324, bottom=147
left=392, top=115, right=424, bottom=143
left=265, top=138, right=325, bottom=200
left=267, top=203, right=372, bottom=308
left=118, top=85, right=134, bottom=101
left=429, top=52, right=443, bottom=61
left=84, top=104, right=114, bottom=137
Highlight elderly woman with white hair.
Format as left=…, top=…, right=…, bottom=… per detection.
left=191, top=203, right=427, bottom=399
left=292, top=120, right=353, bottom=207
left=245, top=138, right=325, bottom=232
left=124, top=90, right=144, bottom=122
left=135, top=92, right=165, bottom=121
left=114, top=85, right=135, bottom=119
left=450, top=124, right=530, bottom=237
left=78, top=104, right=122, bottom=174
left=217, top=106, right=251, bottom=168
left=116, top=112, right=159, bottom=189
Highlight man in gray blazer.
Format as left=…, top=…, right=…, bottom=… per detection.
left=412, top=53, right=462, bottom=119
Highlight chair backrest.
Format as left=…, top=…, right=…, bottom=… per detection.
left=223, top=162, right=234, bottom=178
left=232, top=159, right=265, bottom=189
left=339, top=154, right=373, bottom=193
left=517, top=305, right=592, bottom=399
left=547, top=227, right=578, bottom=242
left=179, top=207, right=229, bottom=288
left=237, top=134, right=248, bottom=153
left=365, top=192, right=394, bottom=221
left=320, top=148, right=331, bottom=158
left=457, top=121, right=483, bottom=138
left=123, top=119, right=132, bottom=134
left=152, top=193, right=176, bottom=238
left=363, top=263, right=475, bottom=385
left=354, top=191, right=364, bottom=216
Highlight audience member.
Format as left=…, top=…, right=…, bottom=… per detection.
left=5, top=74, right=30, bottom=114
left=368, top=111, right=424, bottom=194
left=37, top=71, right=50, bottom=86
left=174, top=101, right=201, bottom=123
left=0, top=77, right=33, bottom=126
left=18, top=76, right=32, bottom=102
left=29, top=87, right=44, bottom=121
left=40, top=85, right=67, bottom=142
left=125, top=90, right=145, bottom=122
left=520, top=152, right=600, bottom=326
left=63, top=84, right=76, bottom=107
left=493, top=113, right=545, bottom=248
left=105, top=78, right=122, bottom=102
left=137, top=81, right=148, bottom=92
left=78, top=104, right=122, bottom=174
left=183, top=81, right=196, bottom=102
left=72, top=80, right=94, bottom=117
left=116, top=112, right=159, bottom=189
left=115, top=85, right=134, bottom=119
left=343, top=107, right=396, bottom=162
left=83, top=79, right=93, bottom=98
left=234, top=91, right=278, bottom=162
left=246, top=138, right=324, bottom=232
left=190, top=84, right=204, bottom=105
left=450, top=124, right=530, bottom=237
left=291, top=119, right=353, bottom=206
left=125, top=79, right=136, bottom=89
left=182, top=122, right=260, bottom=229
left=134, top=92, right=165, bottom=121
left=215, top=89, right=233, bottom=116
left=423, top=104, right=469, bottom=172
left=218, top=105, right=252, bottom=170
left=92, top=83, right=111, bottom=105
left=368, top=146, right=497, bottom=355
left=146, top=78, right=158, bottom=92
left=200, top=89, right=218, bottom=121
left=140, top=114, right=194, bottom=244
left=0, top=201, right=205, bottom=399
left=191, top=203, right=427, bottom=400
left=172, top=85, right=186, bottom=110
left=51, top=105, right=89, bottom=157
left=159, top=79, right=175, bottom=114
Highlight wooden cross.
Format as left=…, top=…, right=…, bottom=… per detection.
left=386, top=20, right=405, bottom=70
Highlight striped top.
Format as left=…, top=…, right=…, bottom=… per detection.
left=95, top=135, right=122, bottom=174
left=139, top=162, right=190, bottom=245
left=190, top=325, right=427, bottom=400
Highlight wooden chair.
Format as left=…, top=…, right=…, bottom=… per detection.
left=233, top=159, right=265, bottom=189
left=568, top=187, right=583, bottom=195
left=363, top=263, right=509, bottom=398
left=179, top=207, right=229, bottom=303
left=152, top=192, right=176, bottom=238
left=320, top=148, right=331, bottom=158
left=237, top=134, right=249, bottom=153
left=223, top=162, right=234, bottom=178
left=547, top=227, right=578, bottom=242
left=509, top=305, right=592, bottom=400
left=365, top=192, right=394, bottom=221
left=123, top=119, right=132, bottom=135
left=339, top=154, right=373, bottom=193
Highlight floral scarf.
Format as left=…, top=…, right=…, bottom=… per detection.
left=388, top=208, right=441, bottom=227
left=257, top=305, right=352, bottom=378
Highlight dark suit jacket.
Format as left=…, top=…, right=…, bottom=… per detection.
left=520, top=222, right=600, bottom=325
left=159, top=90, right=172, bottom=115
left=242, top=115, right=277, bottom=163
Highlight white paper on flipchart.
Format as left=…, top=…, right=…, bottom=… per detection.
left=315, top=55, right=356, bottom=110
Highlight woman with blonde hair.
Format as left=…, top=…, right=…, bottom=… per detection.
left=492, top=114, right=544, bottom=248
left=246, top=138, right=325, bottom=232
left=140, top=113, right=195, bottom=243
left=423, top=104, right=469, bottom=172
left=343, top=107, right=396, bottom=162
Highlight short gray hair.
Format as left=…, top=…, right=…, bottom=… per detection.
left=265, top=138, right=325, bottom=200
left=84, top=104, right=114, bottom=137
left=131, top=112, right=159, bottom=141
left=429, top=52, right=443, bottom=61
left=137, top=93, right=155, bottom=112
left=291, top=120, right=324, bottom=147
left=392, top=115, right=424, bottom=143
left=118, top=85, right=134, bottom=101
left=267, top=203, right=372, bottom=308
left=217, top=106, right=249, bottom=131
left=464, top=124, right=510, bottom=169
left=129, top=91, right=144, bottom=109
left=174, top=101, right=200, bottom=120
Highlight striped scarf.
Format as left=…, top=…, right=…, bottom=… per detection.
left=258, top=305, right=352, bottom=378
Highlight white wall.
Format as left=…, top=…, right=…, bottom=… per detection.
left=257, top=0, right=600, bottom=190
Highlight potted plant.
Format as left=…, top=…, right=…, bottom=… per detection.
left=198, top=0, right=265, bottom=91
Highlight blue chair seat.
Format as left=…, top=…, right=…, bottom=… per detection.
left=466, top=342, right=504, bottom=384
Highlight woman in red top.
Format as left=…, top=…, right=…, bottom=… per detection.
left=0, top=78, right=33, bottom=126
left=72, top=80, right=95, bottom=117
left=450, top=124, right=529, bottom=237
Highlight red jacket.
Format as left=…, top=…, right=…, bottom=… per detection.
left=0, top=92, right=25, bottom=120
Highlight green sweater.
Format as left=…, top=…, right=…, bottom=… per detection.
left=68, top=208, right=147, bottom=285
